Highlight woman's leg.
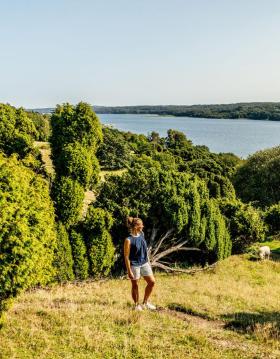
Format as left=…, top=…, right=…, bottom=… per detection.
left=143, top=275, right=155, bottom=304
left=131, top=279, right=139, bottom=304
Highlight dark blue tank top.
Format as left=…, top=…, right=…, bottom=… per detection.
left=128, top=231, right=148, bottom=266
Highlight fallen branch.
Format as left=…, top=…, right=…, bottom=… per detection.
left=151, top=261, right=218, bottom=274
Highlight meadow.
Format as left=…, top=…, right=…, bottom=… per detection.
left=1, top=254, right=279, bottom=359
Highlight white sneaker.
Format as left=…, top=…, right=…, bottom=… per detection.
left=143, top=302, right=156, bottom=310
left=134, top=304, right=143, bottom=311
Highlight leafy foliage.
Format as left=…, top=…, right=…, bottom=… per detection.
left=95, top=163, right=232, bottom=262
left=219, top=199, right=267, bottom=253
left=56, top=142, right=99, bottom=188
left=50, top=102, right=103, bottom=156
left=0, top=154, right=57, bottom=319
left=70, top=229, right=89, bottom=280
left=52, top=177, right=84, bottom=229
left=233, top=146, right=280, bottom=207
left=53, top=222, right=75, bottom=282
left=264, top=203, right=280, bottom=234
left=0, top=104, right=37, bottom=158
left=50, top=102, right=103, bottom=227
left=27, top=111, right=51, bottom=141
left=97, top=127, right=133, bottom=169
left=82, top=207, right=115, bottom=277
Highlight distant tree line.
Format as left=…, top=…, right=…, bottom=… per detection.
left=94, top=102, right=280, bottom=121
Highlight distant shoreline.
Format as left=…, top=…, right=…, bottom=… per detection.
left=29, top=102, right=280, bottom=121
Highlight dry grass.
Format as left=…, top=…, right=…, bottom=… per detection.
left=34, top=141, right=55, bottom=177
left=1, top=255, right=280, bottom=358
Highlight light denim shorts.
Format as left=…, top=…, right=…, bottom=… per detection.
left=131, top=262, right=153, bottom=280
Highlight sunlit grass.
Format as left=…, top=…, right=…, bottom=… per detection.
left=1, top=256, right=279, bottom=358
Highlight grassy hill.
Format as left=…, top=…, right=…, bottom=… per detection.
left=1, top=255, right=279, bottom=359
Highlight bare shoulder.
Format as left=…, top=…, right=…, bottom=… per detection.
left=124, top=237, right=131, bottom=245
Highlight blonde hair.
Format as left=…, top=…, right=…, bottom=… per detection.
left=126, top=216, right=143, bottom=232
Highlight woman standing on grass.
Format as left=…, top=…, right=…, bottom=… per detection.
left=124, top=217, right=156, bottom=311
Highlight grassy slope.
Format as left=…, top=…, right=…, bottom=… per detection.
left=1, top=256, right=279, bottom=359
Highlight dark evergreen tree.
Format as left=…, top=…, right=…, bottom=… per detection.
left=70, top=229, right=89, bottom=280
left=53, top=222, right=75, bottom=281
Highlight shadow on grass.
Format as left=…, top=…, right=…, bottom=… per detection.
left=167, top=303, right=212, bottom=321
left=222, top=311, right=280, bottom=339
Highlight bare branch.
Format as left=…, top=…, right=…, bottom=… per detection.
left=151, top=228, right=175, bottom=257
left=151, top=239, right=190, bottom=263
left=147, top=227, right=159, bottom=257
left=151, top=261, right=217, bottom=274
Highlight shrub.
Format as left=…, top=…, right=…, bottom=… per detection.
left=70, top=229, right=89, bottom=280
left=53, top=222, right=75, bottom=282
left=82, top=207, right=115, bottom=277
left=219, top=199, right=267, bottom=253
left=233, top=146, right=280, bottom=207
left=0, top=154, right=57, bottom=321
left=56, top=142, right=98, bottom=188
left=264, top=203, right=280, bottom=234
left=52, top=176, right=84, bottom=228
left=0, top=104, right=37, bottom=157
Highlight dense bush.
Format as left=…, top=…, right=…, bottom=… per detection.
left=0, top=154, right=57, bottom=320
left=97, top=127, right=133, bottom=169
left=95, top=164, right=232, bottom=263
left=264, top=203, right=280, bottom=234
left=50, top=102, right=103, bottom=156
left=0, top=104, right=37, bottom=158
left=70, top=229, right=89, bottom=280
left=53, top=222, right=75, bottom=282
left=233, top=146, right=280, bottom=207
left=52, top=176, right=84, bottom=228
left=27, top=111, right=51, bottom=141
left=82, top=207, right=115, bottom=277
left=219, top=199, right=267, bottom=253
left=56, top=142, right=97, bottom=188
left=50, top=102, right=103, bottom=226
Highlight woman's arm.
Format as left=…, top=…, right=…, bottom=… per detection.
left=124, top=238, right=134, bottom=280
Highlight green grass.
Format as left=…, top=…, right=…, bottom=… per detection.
left=1, top=255, right=279, bottom=358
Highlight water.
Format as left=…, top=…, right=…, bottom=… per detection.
left=98, top=114, right=280, bottom=158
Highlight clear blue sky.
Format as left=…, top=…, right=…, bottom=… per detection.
left=1, top=0, right=280, bottom=108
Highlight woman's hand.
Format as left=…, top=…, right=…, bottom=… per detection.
left=128, top=270, right=135, bottom=280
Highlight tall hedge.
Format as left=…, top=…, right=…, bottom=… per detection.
left=70, top=229, right=89, bottom=280
left=52, top=176, right=84, bottom=229
left=50, top=102, right=103, bottom=228
left=53, top=222, right=75, bottom=282
left=82, top=207, right=115, bottom=277
left=0, top=154, right=57, bottom=321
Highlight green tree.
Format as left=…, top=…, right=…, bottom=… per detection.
left=97, top=127, right=132, bottom=169
left=50, top=102, right=103, bottom=156
left=82, top=207, right=115, bottom=277
left=57, top=142, right=98, bottom=188
left=233, top=146, right=280, bottom=207
left=70, top=229, right=89, bottom=280
left=95, top=163, right=232, bottom=269
left=0, top=154, right=57, bottom=321
left=264, top=203, right=280, bottom=234
left=219, top=199, right=267, bottom=253
left=0, top=104, right=38, bottom=158
left=53, top=222, right=75, bottom=282
left=52, top=176, right=84, bottom=228
left=27, top=111, right=51, bottom=141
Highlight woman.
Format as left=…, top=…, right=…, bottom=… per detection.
left=124, top=217, right=156, bottom=311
